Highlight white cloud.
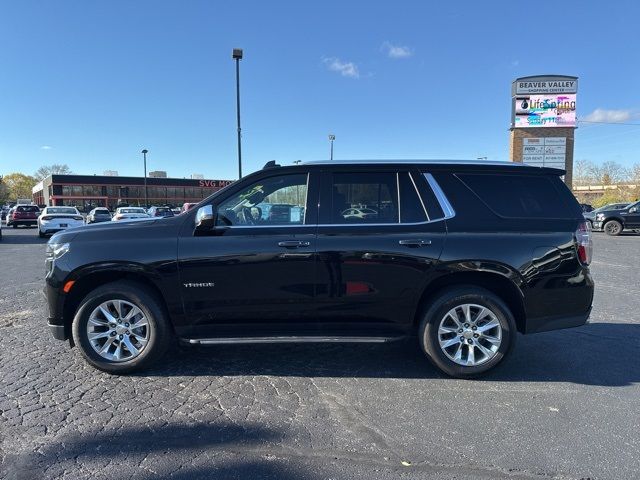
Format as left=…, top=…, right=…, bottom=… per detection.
left=40, top=145, right=53, bottom=150
left=381, top=41, right=413, bottom=59
left=582, top=108, right=634, bottom=123
left=322, top=57, right=360, bottom=78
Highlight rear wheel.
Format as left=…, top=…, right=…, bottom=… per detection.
left=418, top=286, right=516, bottom=378
left=603, top=220, right=622, bottom=236
left=38, top=229, right=46, bottom=238
left=72, top=281, right=173, bottom=374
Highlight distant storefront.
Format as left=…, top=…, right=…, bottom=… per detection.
left=32, top=174, right=234, bottom=211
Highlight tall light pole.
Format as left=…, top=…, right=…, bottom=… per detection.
left=232, top=48, right=243, bottom=179
left=328, top=134, right=335, bottom=160
left=141, top=149, right=148, bottom=207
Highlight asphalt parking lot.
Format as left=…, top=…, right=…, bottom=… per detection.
left=1, top=226, right=638, bottom=480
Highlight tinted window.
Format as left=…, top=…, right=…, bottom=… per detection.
left=399, top=173, right=427, bottom=223
left=217, top=174, right=308, bottom=226
left=47, top=208, right=77, bottom=214
left=457, top=173, right=573, bottom=218
left=329, top=172, right=398, bottom=224
left=17, top=206, right=39, bottom=212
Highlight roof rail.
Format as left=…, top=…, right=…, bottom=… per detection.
left=263, top=160, right=280, bottom=169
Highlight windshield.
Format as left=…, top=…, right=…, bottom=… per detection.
left=17, top=206, right=39, bottom=212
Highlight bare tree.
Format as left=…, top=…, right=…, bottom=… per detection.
left=34, top=164, right=73, bottom=181
left=590, top=161, right=629, bottom=185
left=573, top=159, right=595, bottom=186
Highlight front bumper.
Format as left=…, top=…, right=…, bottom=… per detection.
left=48, top=321, right=68, bottom=340
left=592, top=221, right=603, bottom=231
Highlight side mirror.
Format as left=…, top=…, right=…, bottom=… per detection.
left=195, top=205, right=216, bottom=230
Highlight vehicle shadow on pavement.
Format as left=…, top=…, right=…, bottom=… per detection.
left=139, top=323, right=639, bottom=387
left=4, top=422, right=309, bottom=480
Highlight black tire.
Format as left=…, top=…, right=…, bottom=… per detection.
left=418, top=286, right=516, bottom=378
left=38, top=229, right=45, bottom=238
left=72, top=280, right=173, bottom=374
left=603, top=220, right=622, bottom=236
left=12, top=224, right=17, bottom=228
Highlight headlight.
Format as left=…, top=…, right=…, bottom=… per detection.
left=595, top=213, right=605, bottom=220
left=45, top=242, right=70, bottom=261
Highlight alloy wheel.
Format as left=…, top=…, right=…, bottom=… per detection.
left=437, top=303, right=502, bottom=366
left=86, top=299, right=150, bottom=362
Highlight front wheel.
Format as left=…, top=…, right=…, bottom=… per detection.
left=72, top=281, right=173, bottom=374
left=418, top=286, right=516, bottom=378
left=603, top=220, right=622, bottom=236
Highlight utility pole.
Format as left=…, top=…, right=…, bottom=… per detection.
left=141, top=149, right=148, bottom=207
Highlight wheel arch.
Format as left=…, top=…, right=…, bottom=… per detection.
left=62, top=265, right=171, bottom=347
left=414, top=270, right=527, bottom=334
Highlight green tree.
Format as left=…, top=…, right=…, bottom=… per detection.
left=2, top=172, right=37, bottom=200
left=34, top=163, right=73, bottom=181
left=0, top=178, right=9, bottom=204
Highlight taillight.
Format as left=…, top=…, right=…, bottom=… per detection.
left=13, top=212, right=22, bottom=218
left=576, top=221, right=593, bottom=266
left=74, top=216, right=83, bottom=221
left=41, top=215, right=52, bottom=220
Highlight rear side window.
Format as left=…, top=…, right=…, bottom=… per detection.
left=456, top=173, right=574, bottom=218
left=330, top=172, right=398, bottom=224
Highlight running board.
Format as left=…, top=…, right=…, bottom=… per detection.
left=182, top=335, right=404, bottom=345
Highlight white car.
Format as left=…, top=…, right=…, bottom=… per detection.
left=38, top=206, right=85, bottom=238
left=112, top=207, right=151, bottom=222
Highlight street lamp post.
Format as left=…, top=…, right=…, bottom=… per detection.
left=328, top=134, right=335, bottom=160
left=232, top=48, right=243, bottom=179
left=141, top=149, right=148, bottom=207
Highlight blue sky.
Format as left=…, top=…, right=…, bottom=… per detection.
left=1, top=0, right=639, bottom=180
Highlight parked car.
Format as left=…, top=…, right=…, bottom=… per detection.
left=583, top=203, right=629, bottom=227
left=0, top=214, right=2, bottom=240
left=592, top=200, right=640, bottom=235
left=341, top=207, right=378, bottom=220
left=1, top=206, right=9, bottom=221
left=38, top=206, right=84, bottom=237
left=4, top=207, right=15, bottom=225
left=86, top=207, right=112, bottom=224
left=580, top=203, right=594, bottom=213
left=181, top=203, right=198, bottom=214
left=147, top=206, right=175, bottom=218
left=44, top=160, right=593, bottom=378
left=8, top=205, right=40, bottom=228
left=112, top=207, right=150, bottom=221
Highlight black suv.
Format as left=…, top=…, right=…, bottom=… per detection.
left=45, top=161, right=594, bottom=378
left=592, top=200, right=640, bottom=236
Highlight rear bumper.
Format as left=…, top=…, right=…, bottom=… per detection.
left=525, top=307, right=592, bottom=334
left=13, top=220, right=37, bottom=226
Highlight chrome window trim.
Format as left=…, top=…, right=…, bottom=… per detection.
left=408, top=172, right=430, bottom=221
left=396, top=172, right=401, bottom=224
left=424, top=173, right=455, bottom=219
left=221, top=218, right=445, bottom=229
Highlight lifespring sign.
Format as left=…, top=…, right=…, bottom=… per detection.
left=513, top=94, right=576, bottom=128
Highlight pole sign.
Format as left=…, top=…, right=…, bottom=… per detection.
left=511, top=75, right=578, bottom=129
left=521, top=137, right=566, bottom=169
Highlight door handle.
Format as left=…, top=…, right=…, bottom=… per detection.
left=278, top=240, right=311, bottom=248
left=398, top=239, right=432, bottom=247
